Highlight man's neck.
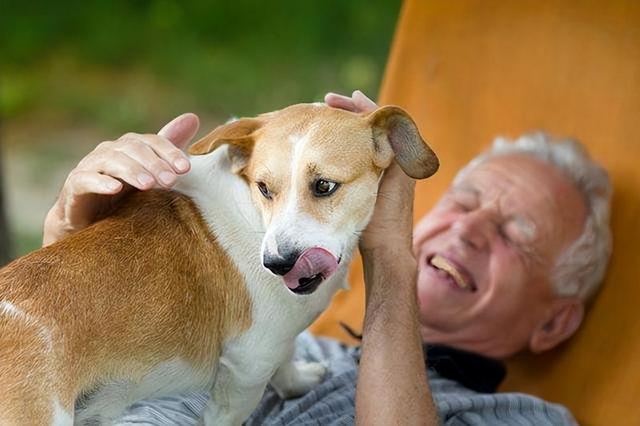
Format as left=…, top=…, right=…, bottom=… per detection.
left=420, top=325, right=512, bottom=360
left=421, top=344, right=506, bottom=393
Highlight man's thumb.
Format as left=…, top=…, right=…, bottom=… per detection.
left=158, top=113, right=200, bottom=150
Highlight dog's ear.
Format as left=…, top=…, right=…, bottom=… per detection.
left=188, top=118, right=262, bottom=173
left=366, top=106, right=439, bottom=179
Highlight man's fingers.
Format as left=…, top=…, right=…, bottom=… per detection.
left=158, top=113, right=200, bottom=150
left=325, top=91, right=378, bottom=114
left=352, top=90, right=378, bottom=113
left=79, top=151, right=161, bottom=190
left=62, top=172, right=128, bottom=232
left=116, top=134, right=190, bottom=175
left=325, top=93, right=359, bottom=112
left=113, top=138, right=180, bottom=187
left=66, top=171, right=124, bottom=196
left=43, top=116, right=199, bottom=247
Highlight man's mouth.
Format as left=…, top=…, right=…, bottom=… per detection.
left=283, top=248, right=339, bottom=295
left=427, top=254, right=476, bottom=292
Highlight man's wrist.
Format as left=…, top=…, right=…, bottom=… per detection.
left=361, top=245, right=418, bottom=309
left=360, top=246, right=417, bottom=282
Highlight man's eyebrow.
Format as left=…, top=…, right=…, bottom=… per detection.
left=451, top=184, right=480, bottom=196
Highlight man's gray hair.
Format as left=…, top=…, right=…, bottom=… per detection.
left=454, top=133, right=612, bottom=301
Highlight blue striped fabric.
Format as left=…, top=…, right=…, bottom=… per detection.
left=115, top=332, right=576, bottom=425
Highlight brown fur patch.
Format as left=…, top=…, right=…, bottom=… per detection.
left=0, top=190, right=251, bottom=421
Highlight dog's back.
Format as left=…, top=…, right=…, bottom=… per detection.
left=0, top=190, right=252, bottom=424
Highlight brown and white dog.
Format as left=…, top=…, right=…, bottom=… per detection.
left=0, top=103, right=438, bottom=425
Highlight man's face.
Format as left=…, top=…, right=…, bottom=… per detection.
left=413, top=154, right=587, bottom=358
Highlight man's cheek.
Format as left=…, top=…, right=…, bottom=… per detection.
left=414, top=222, right=451, bottom=254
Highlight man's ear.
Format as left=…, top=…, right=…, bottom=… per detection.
left=529, top=298, right=585, bottom=353
left=188, top=118, right=262, bottom=174
left=366, top=105, right=439, bottom=179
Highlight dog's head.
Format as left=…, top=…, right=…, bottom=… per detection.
left=188, top=103, right=438, bottom=295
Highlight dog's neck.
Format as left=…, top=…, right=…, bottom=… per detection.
left=175, top=147, right=264, bottom=273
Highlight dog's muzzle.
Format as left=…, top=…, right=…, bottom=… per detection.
left=263, top=248, right=338, bottom=295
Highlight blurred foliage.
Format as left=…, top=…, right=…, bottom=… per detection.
left=1, top=0, right=401, bottom=131
left=1, top=0, right=401, bottom=257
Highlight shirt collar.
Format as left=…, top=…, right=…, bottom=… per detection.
left=341, top=322, right=506, bottom=393
left=424, top=344, right=506, bottom=393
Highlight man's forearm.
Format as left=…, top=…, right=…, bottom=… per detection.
left=356, top=248, right=439, bottom=425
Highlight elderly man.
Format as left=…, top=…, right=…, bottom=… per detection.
left=43, top=91, right=611, bottom=424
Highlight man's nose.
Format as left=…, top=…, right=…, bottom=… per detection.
left=451, top=209, right=494, bottom=250
left=263, top=252, right=299, bottom=276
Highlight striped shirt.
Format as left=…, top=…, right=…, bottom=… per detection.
left=116, top=332, right=576, bottom=425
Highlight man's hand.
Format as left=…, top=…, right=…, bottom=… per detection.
left=42, top=113, right=200, bottom=247
left=325, top=90, right=416, bottom=271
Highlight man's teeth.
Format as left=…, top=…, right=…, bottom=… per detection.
left=430, top=255, right=469, bottom=289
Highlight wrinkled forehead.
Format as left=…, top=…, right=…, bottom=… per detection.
left=459, top=154, right=587, bottom=247
left=250, top=104, right=376, bottom=177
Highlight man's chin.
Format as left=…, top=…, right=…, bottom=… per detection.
left=417, top=288, right=473, bottom=335
left=417, top=279, right=462, bottom=311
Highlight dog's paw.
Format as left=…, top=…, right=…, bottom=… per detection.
left=296, top=361, right=327, bottom=387
left=271, top=361, right=327, bottom=399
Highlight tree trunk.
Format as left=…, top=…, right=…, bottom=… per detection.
left=0, top=117, right=12, bottom=265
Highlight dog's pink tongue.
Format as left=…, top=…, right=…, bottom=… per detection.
left=283, top=248, right=338, bottom=290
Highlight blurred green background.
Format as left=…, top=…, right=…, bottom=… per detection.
left=1, top=0, right=401, bottom=258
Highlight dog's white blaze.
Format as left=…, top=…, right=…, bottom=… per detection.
left=287, top=130, right=312, bottom=208
left=262, top=130, right=315, bottom=258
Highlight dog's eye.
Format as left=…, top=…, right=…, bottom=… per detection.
left=257, top=182, right=273, bottom=200
left=313, top=179, right=339, bottom=197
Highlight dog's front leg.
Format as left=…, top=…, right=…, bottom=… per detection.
left=269, top=344, right=327, bottom=399
left=199, top=361, right=268, bottom=426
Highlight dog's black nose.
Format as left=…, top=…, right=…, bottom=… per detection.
left=263, top=253, right=298, bottom=276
